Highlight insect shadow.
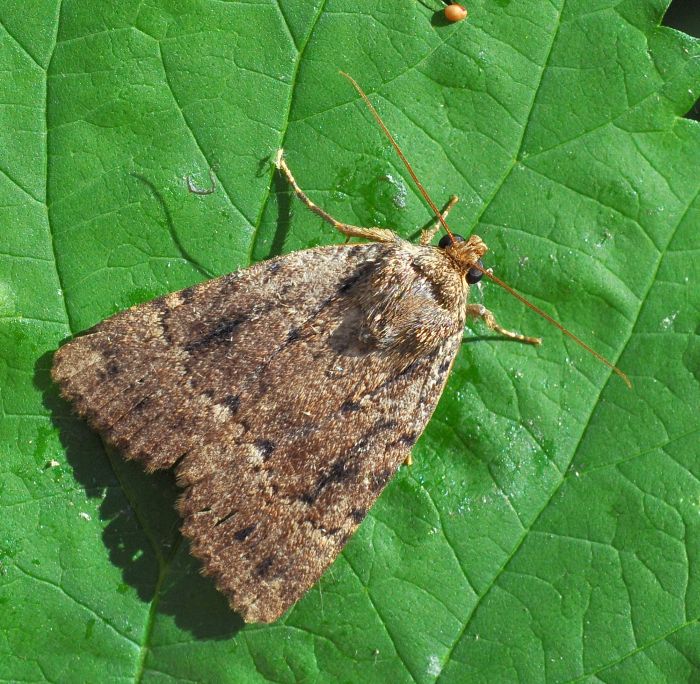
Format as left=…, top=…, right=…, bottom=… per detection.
left=37, top=350, right=244, bottom=640
left=267, top=157, right=294, bottom=259
left=130, top=172, right=214, bottom=279
left=430, top=10, right=454, bottom=27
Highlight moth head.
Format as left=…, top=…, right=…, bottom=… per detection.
left=437, top=233, right=488, bottom=284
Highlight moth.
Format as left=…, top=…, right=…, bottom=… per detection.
left=52, top=74, right=628, bottom=623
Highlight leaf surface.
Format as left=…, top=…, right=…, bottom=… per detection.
left=1, top=1, right=699, bottom=682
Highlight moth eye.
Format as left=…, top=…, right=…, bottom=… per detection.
left=444, top=3, right=468, bottom=22
left=437, top=234, right=465, bottom=249
left=467, top=259, right=484, bottom=285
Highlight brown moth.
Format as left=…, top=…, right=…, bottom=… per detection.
left=51, top=75, right=628, bottom=624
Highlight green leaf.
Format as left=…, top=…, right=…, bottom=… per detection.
left=2, top=0, right=699, bottom=681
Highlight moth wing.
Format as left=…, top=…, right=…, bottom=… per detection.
left=52, top=244, right=378, bottom=471
left=52, top=242, right=464, bottom=622
left=178, top=325, right=460, bottom=623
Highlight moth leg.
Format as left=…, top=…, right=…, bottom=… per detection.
left=274, top=149, right=399, bottom=244
left=403, top=452, right=413, bottom=466
left=465, top=304, right=542, bottom=345
left=420, top=195, right=459, bottom=245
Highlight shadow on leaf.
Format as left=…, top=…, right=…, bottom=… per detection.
left=266, top=162, right=294, bottom=260
left=36, top=349, right=244, bottom=640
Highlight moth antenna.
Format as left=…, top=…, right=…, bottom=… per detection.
left=471, top=262, right=631, bottom=388
left=342, top=71, right=630, bottom=389
left=340, top=71, right=456, bottom=243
